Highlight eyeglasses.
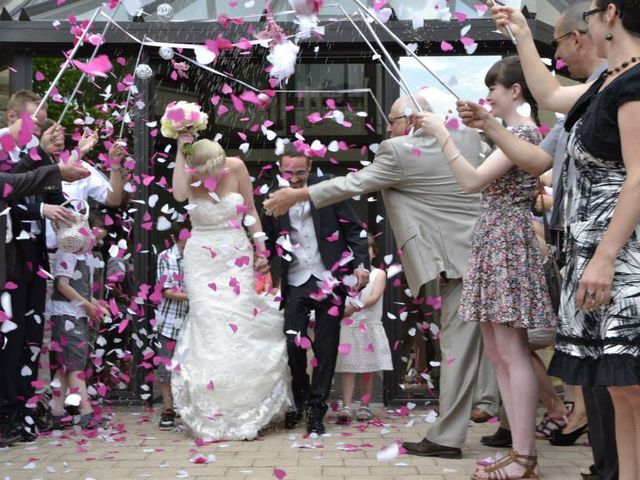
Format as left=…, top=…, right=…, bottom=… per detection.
left=388, top=115, right=407, bottom=125
left=280, top=169, right=310, bottom=179
left=582, top=7, right=605, bottom=23
left=551, top=30, right=587, bottom=49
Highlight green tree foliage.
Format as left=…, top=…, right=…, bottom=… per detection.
left=32, top=56, right=131, bottom=135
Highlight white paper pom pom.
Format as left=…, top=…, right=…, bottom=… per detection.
left=156, top=3, right=174, bottom=22
left=135, top=64, right=153, bottom=80
left=159, top=46, right=174, bottom=60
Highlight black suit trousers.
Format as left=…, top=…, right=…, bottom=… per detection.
left=0, top=240, right=47, bottom=415
left=284, top=278, right=346, bottom=410
left=583, top=385, right=619, bottom=480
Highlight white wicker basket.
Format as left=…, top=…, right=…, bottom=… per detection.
left=53, top=198, right=91, bottom=253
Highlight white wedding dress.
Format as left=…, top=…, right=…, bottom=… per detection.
left=171, top=193, right=291, bottom=440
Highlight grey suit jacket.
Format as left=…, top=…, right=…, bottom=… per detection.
left=309, top=128, right=486, bottom=296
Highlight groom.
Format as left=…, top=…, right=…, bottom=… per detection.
left=265, top=95, right=491, bottom=458
left=262, top=143, right=370, bottom=435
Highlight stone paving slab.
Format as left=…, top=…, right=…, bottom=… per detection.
left=1, top=406, right=593, bottom=480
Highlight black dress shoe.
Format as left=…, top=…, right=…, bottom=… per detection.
left=549, top=422, right=588, bottom=446
left=285, top=410, right=304, bottom=429
left=306, top=404, right=328, bottom=435
left=480, top=427, right=513, bottom=448
left=0, top=418, right=22, bottom=448
left=402, top=438, right=462, bottom=459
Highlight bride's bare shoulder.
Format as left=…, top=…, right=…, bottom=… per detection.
left=225, top=156, right=249, bottom=173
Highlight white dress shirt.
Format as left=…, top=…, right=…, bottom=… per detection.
left=46, top=162, right=111, bottom=250
left=287, top=201, right=328, bottom=286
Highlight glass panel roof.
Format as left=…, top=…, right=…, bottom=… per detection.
left=16, top=0, right=512, bottom=22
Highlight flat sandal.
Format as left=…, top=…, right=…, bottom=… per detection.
left=471, top=450, right=538, bottom=480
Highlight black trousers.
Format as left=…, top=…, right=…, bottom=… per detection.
left=284, top=278, right=346, bottom=411
left=0, top=241, right=47, bottom=416
left=583, top=386, right=619, bottom=480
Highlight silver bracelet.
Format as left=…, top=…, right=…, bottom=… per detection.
left=447, top=151, right=461, bottom=163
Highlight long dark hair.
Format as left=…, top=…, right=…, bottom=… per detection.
left=485, top=56, right=540, bottom=125
left=594, top=0, right=640, bottom=37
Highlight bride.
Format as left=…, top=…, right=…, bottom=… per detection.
left=170, top=133, right=290, bottom=440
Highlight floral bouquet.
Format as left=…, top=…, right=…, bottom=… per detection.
left=160, top=101, right=209, bottom=140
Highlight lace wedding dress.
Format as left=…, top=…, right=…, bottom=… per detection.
left=171, top=193, right=291, bottom=440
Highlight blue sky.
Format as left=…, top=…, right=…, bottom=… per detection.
left=399, top=55, right=502, bottom=117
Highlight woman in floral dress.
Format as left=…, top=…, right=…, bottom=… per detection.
left=420, top=56, right=556, bottom=480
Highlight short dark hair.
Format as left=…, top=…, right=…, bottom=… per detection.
left=171, top=219, right=191, bottom=239
left=594, top=0, right=640, bottom=37
left=485, top=56, right=540, bottom=125
left=280, top=142, right=309, bottom=162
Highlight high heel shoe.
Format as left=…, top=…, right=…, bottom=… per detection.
left=548, top=422, right=588, bottom=446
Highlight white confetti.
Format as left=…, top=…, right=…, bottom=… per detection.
left=148, top=194, right=159, bottom=208
left=156, top=216, right=172, bottom=231
left=376, top=442, right=400, bottom=462
left=64, top=393, right=82, bottom=407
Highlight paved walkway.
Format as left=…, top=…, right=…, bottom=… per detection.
left=1, top=406, right=593, bottom=480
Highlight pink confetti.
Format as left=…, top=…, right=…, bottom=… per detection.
left=72, top=54, right=113, bottom=78
left=207, top=380, right=215, bottom=390
left=234, top=256, right=250, bottom=267
left=444, top=117, right=460, bottom=130
left=338, top=343, right=352, bottom=356
left=453, top=11, right=467, bottom=21
left=298, top=336, right=312, bottom=350
left=474, top=3, right=488, bottom=15
left=555, top=58, right=567, bottom=70
left=34, top=71, right=45, bottom=81
left=440, top=40, right=454, bottom=52
left=230, top=323, right=238, bottom=333
left=426, top=296, right=442, bottom=310
left=118, top=318, right=129, bottom=334
left=327, top=306, right=340, bottom=317
left=307, top=112, right=323, bottom=124
left=310, top=356, right=318, bottom=367
left=273, top=468, right=287, bottom=480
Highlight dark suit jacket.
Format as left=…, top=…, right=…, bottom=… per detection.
left=0, top=163, right=62, bottom=288
left=261, top=174, right=370, bottom=303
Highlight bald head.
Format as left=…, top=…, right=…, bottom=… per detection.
left=393, top=95, right=432, bottom=117
left=386, top=94, right=433, bottom=138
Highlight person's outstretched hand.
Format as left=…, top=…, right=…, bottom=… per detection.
left=58, top=160, right=90, bottom=182
left=456, top=100, right=493, bottom=130
left=40, top=123, right=65, bottom=155
left=417, top=111, right=448, bottom=138
left=489, top=0, right=530, bottom=40
left=78, top=129, right=99, bottom=157
left=263, top=187, right=305, bottom=217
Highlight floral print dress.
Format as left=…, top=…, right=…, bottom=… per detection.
left=459, top=125, right=557, bottom=329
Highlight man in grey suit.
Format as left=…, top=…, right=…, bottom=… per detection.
left=264, top=95, right=493, bottom=458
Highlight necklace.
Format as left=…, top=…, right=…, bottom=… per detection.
left=603, top=56, right=639, bottom=79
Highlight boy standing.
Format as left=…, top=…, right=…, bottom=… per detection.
left=154, top=223, right=189, bottom=430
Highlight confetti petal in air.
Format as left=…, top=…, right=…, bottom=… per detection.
left=72, top=55, right=114, bottom=78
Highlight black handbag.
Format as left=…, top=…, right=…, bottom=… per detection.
left=533, top=183, right=563, bottom=314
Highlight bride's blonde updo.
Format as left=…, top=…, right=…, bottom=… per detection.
left=186, top=139, right=226, bottom=177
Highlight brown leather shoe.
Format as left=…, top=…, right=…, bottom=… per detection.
left=470, top=407, right=493, bottom=423
left=402, top=438, right=462, bottom=459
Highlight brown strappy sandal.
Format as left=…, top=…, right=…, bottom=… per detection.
left=471, top=450, right=538, bottom=480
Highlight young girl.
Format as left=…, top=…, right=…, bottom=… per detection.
left=420, top=56, right=556, bottom=480
left=336, top=234, right=393, bottom=423
left=49, top=220, right=105, bottom=430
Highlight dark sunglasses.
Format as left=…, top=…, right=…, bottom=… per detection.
left=551, top=30, right=587, bottom=49
left=582, top=7, right=605, bottom=22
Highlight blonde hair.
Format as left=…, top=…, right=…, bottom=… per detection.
left=7, top=90, right=43, bottom=114
left=186, top=139, right=226, bottom=177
